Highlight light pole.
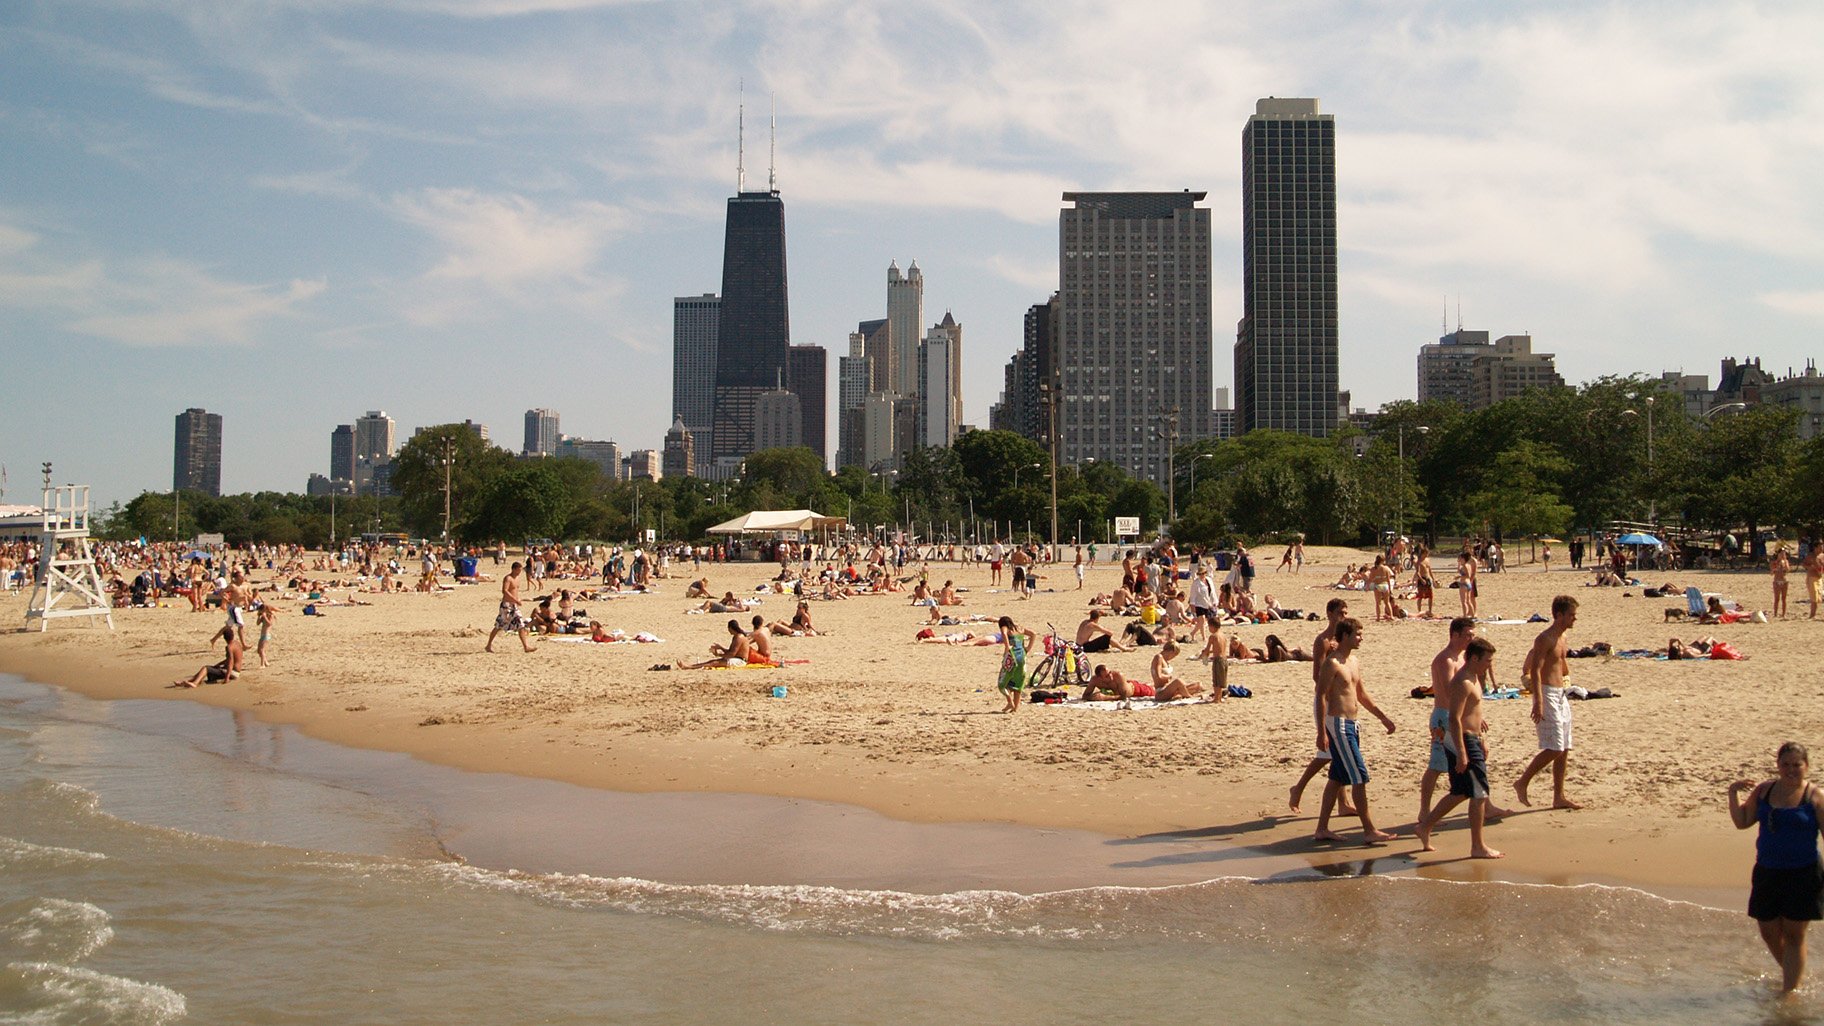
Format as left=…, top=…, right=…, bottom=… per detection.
left=1012, top=462, right=1041, bottom=490
left=1157, top=407, right=1180, bottom=526
left=439, top=436, right=456, bottom=542
left=1187, top=452, right=1214, bottom=503
left=1622, top=396, right=1658, bottom=522
left=1396, top=424, right=1429, bottom=539
left=1703, top=401, right=1748, bottom=421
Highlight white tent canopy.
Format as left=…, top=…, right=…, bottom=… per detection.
left=705, top=509, right=846, bottom=535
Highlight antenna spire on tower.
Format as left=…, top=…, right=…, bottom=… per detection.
left=737, top=79, right=746, bottom=193
left=768, top=94, right=777, bottom=193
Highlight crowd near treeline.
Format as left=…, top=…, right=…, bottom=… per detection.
left=93, top=377, right=1824, bottom=550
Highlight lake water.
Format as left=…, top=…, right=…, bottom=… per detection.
left=0, top=673, right=1808, bottom=1024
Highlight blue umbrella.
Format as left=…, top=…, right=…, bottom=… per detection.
left=183, top=549, right=211, bottom=560
left=1616, top=532, right=1662, bottom=547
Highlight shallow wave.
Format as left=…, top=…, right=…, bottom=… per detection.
left=0, top=899, right=114, bottom=963
left=0, top=837, right=107, bottom=870
left=302, top=855, right=1743, bottom=954
left=0, top=962, right=185, bottom=1026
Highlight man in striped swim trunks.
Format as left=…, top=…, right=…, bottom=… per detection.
left=1313, top=618, right=1398, bottom=845
left=1515, top=595, right=1583, bottom=810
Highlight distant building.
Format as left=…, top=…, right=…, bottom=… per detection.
left=625, top=449, right=662, bottom=480
left=672, top=293, right=719, bottom=474
left=754, top=385, right=804, bottom=451
left=1058, top=191, right=1212, bottom=483
left=887, top=261, right=924, bottom=401
left=460, top=419, right=489, bottom=442
left=662, top=418, right=695, bottom=478
left=710, top=185, right=791, bottom=465
left=837, top=331, right=871, bottom=470
left=861, top=393, right=899, bottom=471
left=354, top=411, right=395, bottom=464
left=1715, top=357, right=1775, bottom=407
left=173, top=407, right=222, bottom=496
left=1763, top=361, right=1824, bottom=440
left=991, top=296, right=1057, bottom=444
left=1417, top=329, right=1493, bottom=408
left=523, top=409, right=560, bottom=456
left=788, top=344, right=827, bottom=464
left=557, top=437, right=623, bottom=481
left=1235, top=98, right=1338, bottom=437
left=917, top=314, right=962, bottom=448
left=1657, top=371, right=1715, bottom=420
left=306, top=473, right=344, bottom=497
left=1469, top=335, right=1566, bottom=409
left=1211, top=386, right=1236, bottom=440
left=330, top=424, right=355, bottom=482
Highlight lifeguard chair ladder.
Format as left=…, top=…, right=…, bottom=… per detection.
left=24, top=484, right=114, bottom=631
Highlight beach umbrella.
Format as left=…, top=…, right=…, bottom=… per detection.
left=1538, top=536, right=1562, bottom=544
left=183, top=549, right=210, bottom=560
left=1616, top=533, right=1663, bottom=547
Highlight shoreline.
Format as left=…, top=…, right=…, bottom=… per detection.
left=0, top=550, right=1793, bottom=908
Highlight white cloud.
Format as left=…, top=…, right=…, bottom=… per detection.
left=0, top=223, right=326, bottom=347
left=1760, top=291, right=1824, bottom=321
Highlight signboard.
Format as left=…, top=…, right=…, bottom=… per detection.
left=644, top=529, right=657, bottom=543
left=1114, top=517, right=1140, bottom=537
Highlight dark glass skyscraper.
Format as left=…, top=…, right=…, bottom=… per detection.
left=710, top=191, right=791, bottom=464
left=1235, top=98, right=1338, bottom=437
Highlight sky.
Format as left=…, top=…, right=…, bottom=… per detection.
left=3, top=0, right=1822, bottom=506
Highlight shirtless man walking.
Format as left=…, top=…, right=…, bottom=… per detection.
left=1290, top=598, right=1357, bottom=814
left=1514, top=595, right=1582, bottom=809
left=1457, top=548, right=1479, bottom=618
left=1313, top=618, right=1398, bottom=845
left=1416, top=637, right=1506, bottom=859
left=486, top=561, right=536, bottom=653
left=1420, top=619, right=1516, bottom=824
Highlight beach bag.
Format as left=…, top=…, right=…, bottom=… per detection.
left=1226, top=684, right=1252, bottom=698
left=1709, top=640, right=1744, bottom=660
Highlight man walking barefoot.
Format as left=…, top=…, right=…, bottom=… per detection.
left=1416, top=637, right=1506, bottom=859
left=486, top=562, right=537, bottom=653
left=1313, top=619, right=1398, bottom=845
left=1514, top=595, right=1582, bottom=809
left=1289, top=599, right=1357, bottom=815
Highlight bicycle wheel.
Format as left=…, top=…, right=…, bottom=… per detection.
left=1028, top=656, right=1056, bottom=690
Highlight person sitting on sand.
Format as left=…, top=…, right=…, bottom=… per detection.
left=1149, top=642, right=1206, bottom=700
left=589, top=621, right=616, bottom=643
left=1702, top=596, right=1752, bottom=625
left=529, top=597, right=560, bottom=635
left=747, top=615, right=779, bottom=665
left=172, top=625, right=244, bottom=688
left=1076, top=609, right=1132, bottom=653
left=936, top=580, right=964, bottom=606
left=679, top=620, right=752, bottom=669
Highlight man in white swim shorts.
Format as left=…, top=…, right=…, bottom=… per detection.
left=1515, top=595, right=1583, bottom=810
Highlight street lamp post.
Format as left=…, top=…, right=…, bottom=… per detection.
left=1013, top=462, right=1041, bottom=490
left=1188, top=452, right=1214, bottom=504
left=439, top=437, right=456, bottom=542
left=1157, top=407, right=1180, bottom=526
left=1396, top=424, right=1429, bottom=539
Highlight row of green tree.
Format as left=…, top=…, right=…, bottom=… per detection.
left=96, top=380, right=1824, bottom=548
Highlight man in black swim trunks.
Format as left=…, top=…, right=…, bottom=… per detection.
left=1075, top=609, right=1131, bottom=653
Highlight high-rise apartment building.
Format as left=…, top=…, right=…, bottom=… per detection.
left=788, top=344, right=827, bottom=464
left=754, top=385, right=804, bottom=451
left=1057, top=192, right=1212, bottom=483
left=1469, top=335, right=1565, bottom=409
left=1417, top=329, right=1492, bottom=407
left=173, top=408, right=222, bottom=496
left=992, top=297, right=1058, bottom=443
left=710, top=188, right=791, bottom=465
left=329, top=424, right=355, bottom=482
left=672, top=293, right=719, bottom=473
left=523, top=409, right=560, bottom=456
left=625, top=450, right=662, bottom=480
left=1235, top=97, right=1338, bottom=437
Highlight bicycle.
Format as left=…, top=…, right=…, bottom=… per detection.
left=1028, top=623, right=1091, bottom=690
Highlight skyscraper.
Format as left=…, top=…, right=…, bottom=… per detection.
left=917, top=313, right=962, bottom=448
left=173, top=408, right=222, bottom=496
left=523, top=408, right=560, bottom=455
left=662, top=418, right=695, bottom=479
left=837, top=331, right=871, bottom=470
left=1235, top=97, right=1339, bottom=437
left=329, top=424, right=355, bottom=482
left=887, top=261, right=923, bottom=398
left=354, top=411, right=395, bottom=464
left=672, top=293, right=719, bottom=473
left=710, top=185, right=791, bottom=465
left=788, top=344, right=827, bottom=464
left=1056, top=192, right=1212, bottom=483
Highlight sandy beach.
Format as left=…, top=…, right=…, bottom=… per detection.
left=1, top=545, right=1810, bottom=903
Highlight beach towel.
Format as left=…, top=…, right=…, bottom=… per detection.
left=1054, top=697, right=1211, bottom=710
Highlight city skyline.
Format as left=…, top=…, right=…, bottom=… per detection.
left=4, top=3, right=1824, bottom=503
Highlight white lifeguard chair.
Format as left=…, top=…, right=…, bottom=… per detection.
left=25, top=484, right=114, bottom=631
